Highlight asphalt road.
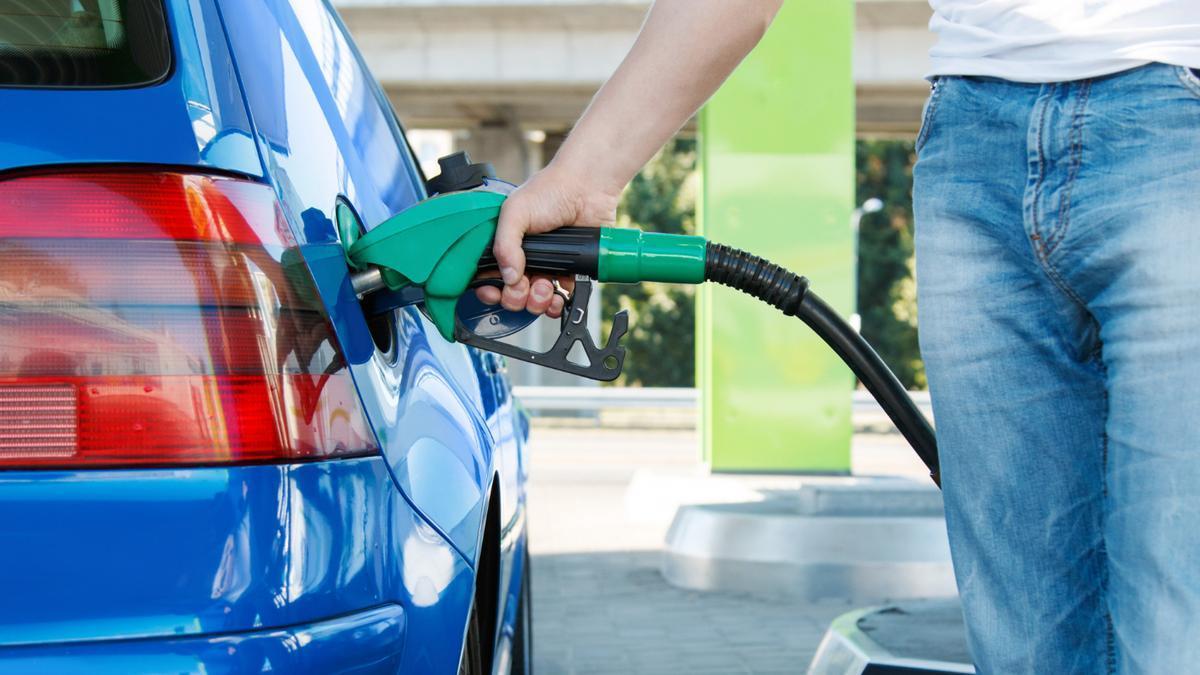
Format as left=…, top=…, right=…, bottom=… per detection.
left=525, top=425, right=930, bottom=674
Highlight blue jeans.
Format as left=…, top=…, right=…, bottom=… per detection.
left=914, top=63, right=1200, bottom=673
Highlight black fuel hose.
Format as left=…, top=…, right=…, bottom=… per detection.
left=705, top=243, right=940, bottom=486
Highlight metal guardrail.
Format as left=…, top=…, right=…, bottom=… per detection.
left=857, top=388, right=932, bottom=416
left=512, top=386, right=932, bottom=416
left=512, top=386, right=697, bottom=411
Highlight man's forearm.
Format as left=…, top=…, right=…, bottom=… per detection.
left=552, top=0, right=784, bottom=193
left=485, top=0, right=783, bottom=315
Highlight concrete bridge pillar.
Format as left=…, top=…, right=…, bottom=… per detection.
left=457, top=112, right=539, bottom=183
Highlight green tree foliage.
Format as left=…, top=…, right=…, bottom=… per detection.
left=602, top=138, right=698, bottom=387
left=856, top=139, right=925, bottom=389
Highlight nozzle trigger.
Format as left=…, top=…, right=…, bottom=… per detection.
left=454, top=277, right=628, bottom=382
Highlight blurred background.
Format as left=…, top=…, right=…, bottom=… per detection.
left=336, top=1, right=961, bottom=673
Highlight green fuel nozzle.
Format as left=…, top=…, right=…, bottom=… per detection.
left=347, top=190, right=709, bottom=341
left=347, top=190, right=509, bottom=342
left=347, top=181, right=939, bottom=485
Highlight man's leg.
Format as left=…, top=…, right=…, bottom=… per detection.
left=1053, top=64, right=1200, bottom=673
left=914, top=76, right=1109, bottom=672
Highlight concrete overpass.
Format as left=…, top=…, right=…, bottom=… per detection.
left=335, top=0, right=935, bottom=139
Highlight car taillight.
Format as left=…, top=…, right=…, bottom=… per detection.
left=0, top=170, right=378, bottom=468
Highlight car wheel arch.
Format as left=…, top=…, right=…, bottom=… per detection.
left=469, top=473, right=503, bottom=674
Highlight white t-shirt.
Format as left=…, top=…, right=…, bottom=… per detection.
left=928, top=1, right=1200, bottom=82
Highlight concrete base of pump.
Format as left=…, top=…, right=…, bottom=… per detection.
left=659, top=477, right=956, bottom=602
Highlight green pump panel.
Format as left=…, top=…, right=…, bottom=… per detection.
left=697, top=0, right=855, bottom=473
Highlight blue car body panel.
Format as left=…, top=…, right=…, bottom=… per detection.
left=0, top=459, right=476, bottom=671
left=0, top=458, right=465, bottom=646
left=213, top=0, right=516, bottom=562
left=0, top=0, right=530, bottom=671
left=212, top=0, right=530, bottom=562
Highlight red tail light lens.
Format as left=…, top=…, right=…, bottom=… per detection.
left=0, top=170, right=378, bottom=468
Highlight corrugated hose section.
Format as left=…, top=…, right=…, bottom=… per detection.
left=704, top=242, right=809, bottom=315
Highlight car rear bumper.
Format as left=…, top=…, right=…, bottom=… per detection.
left=0, top=455, right=478, bottom=671
left=0, top=604, right=404, bottom=674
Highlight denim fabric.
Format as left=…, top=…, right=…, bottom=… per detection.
left=914, top=63, right=1200, bottom=673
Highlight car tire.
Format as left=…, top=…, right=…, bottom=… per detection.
left=459, top=601, right=484, bottom=675
left=510, top=549, right=534, bottom=675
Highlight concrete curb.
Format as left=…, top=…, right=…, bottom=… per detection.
left=659, top=478, right=956, bottom=602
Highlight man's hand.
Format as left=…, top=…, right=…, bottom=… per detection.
left=476, top=164, right=619, bottom=318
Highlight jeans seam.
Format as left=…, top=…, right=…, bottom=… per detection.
left=1026, top=84, right=1095, bottom=331
left=1099, top=357, right=1114, bottom=674
left=1176, top=65, right=1200, bottom=98
left=916, top=78, right=944, bottom=154
left=1028, top=85, right=1053, bottom=255
left=1039, top=258, right=1093, bottom=320
left=1046, top=81, right=1091, bottom=257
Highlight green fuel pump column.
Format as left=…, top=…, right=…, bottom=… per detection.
left=699, top=0, right=856, bottom=474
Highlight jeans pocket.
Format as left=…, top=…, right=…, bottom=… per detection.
left=1175, top=65, right=1200, bottom=98
left=915, top=77, right=945, bottom=154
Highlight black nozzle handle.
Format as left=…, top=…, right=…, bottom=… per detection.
left=477, top=226, right=600, bottom=278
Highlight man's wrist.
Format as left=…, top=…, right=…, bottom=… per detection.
left=549, top=136, right=628, bottom=200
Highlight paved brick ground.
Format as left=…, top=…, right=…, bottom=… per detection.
left=532, top=549, right=851, bottom=674
left=525, top=425, right=929, bottom=674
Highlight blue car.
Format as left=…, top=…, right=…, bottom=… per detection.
left=0, top=1, right=532, bottom=673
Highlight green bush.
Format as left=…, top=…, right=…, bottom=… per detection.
left=856, top=139, right=925, bottom=389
